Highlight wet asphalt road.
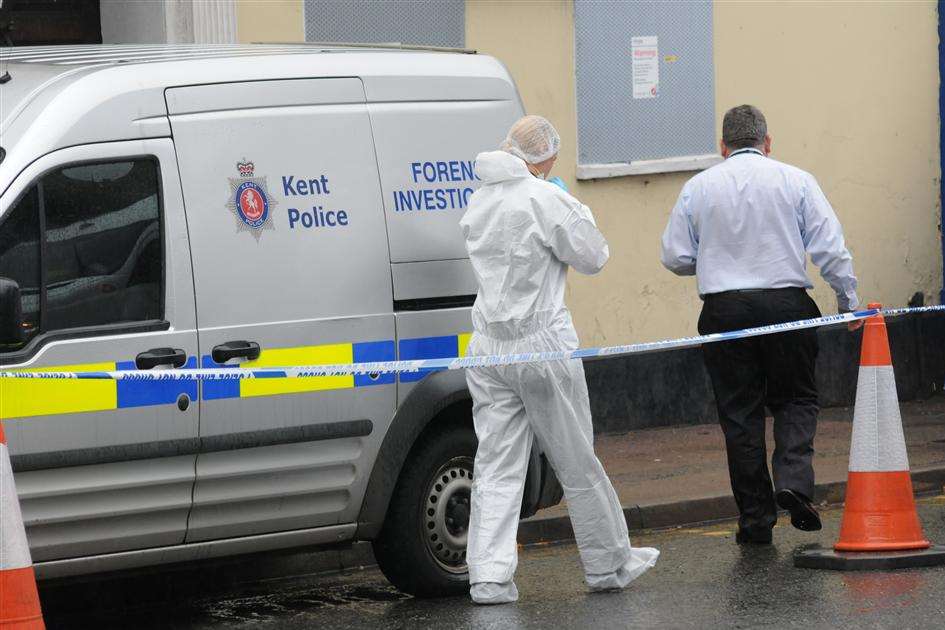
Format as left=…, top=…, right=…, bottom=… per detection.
left=41, top=496, right=945, bottom=629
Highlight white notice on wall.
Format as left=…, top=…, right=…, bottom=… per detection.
left=631, top=35, right=659, bottom=99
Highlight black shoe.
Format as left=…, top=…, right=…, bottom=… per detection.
left=735, top=528, right=773, bottom=545
left=776, top=489, right=822, bottom=532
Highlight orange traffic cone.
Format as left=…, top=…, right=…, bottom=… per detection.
left=0, top=421, right=45, bottom=629
left=796, top=303, right=945, bottom=570
left=834, top=304, right=928, bottom=551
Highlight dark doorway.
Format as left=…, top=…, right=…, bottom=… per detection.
left=0, top=0, right=102, bottom=46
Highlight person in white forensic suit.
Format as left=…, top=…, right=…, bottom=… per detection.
left=460, top=115, right=659, bottom=605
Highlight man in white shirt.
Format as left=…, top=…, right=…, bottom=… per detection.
left=661, top=105, right=860, bottom=544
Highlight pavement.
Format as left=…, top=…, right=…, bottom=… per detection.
left=520, top=395, right=945, bottom=543
left=40, top=497, right=945, bottom=628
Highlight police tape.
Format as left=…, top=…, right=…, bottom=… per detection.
left=1, top=305, right=943, bottom=382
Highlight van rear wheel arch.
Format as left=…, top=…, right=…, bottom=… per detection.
left=356, top=369, right=473, bottom=541
left=372, top=418, right=477, bottom=597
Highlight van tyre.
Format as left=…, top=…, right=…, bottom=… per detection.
left=373, top=421, right=477, bottom=598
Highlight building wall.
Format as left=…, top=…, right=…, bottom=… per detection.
left=236, top=0, right=303, bottom=43
left=100, top=0, right=168, bottom=44
left=101, top=0, right=235, bottom=44
left=237, top=1, right=944, bottom=347
left=712, top=2, right=942, bottom=327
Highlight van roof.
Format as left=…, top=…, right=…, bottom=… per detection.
left=0, top=42, right=477, bottom=67
left=0, top=44, right=518, bottom=191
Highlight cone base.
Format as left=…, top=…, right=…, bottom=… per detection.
left=0, top=566, right=44, bottom=629
left=795, top=544, right=945, bottom=571
left=835, top=471, right=929, bottom=551
left=835, top=539, right=930, bottom=552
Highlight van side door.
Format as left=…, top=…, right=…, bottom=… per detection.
left=0, top=139, right=199, bottom=562
left=366, top=85, right=522, bottom=400
left=166, top=78, right=396, bottom=540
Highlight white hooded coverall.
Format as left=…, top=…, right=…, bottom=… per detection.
left=460, top=150, right=659, bottom=603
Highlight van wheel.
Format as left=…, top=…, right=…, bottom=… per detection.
left=373, top=422, right=476, bottom=598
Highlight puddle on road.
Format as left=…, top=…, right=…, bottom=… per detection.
left=198, top=580, right=411, bottom=624
left=45, top=576, right=413, bottom=628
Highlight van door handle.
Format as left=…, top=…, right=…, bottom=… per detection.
left=212, top=341, right=261, bottom=364
left=136, top=347, right=187, bottom=370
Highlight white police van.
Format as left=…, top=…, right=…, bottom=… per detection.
left=0, top=44, right=561, bottom=597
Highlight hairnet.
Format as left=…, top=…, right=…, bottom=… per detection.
left=500, top=115, right=561, bottom=164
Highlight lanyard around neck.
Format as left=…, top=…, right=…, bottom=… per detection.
left=727, top=147, right=764, bottom=159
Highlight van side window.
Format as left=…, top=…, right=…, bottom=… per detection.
left=0, top=188, right=41, bottom=351
left=0, top=159, right=162, bottom=354
left=43, top=160, right=162, bottom=330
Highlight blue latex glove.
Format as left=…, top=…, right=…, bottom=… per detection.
left=547, top=176, right=569, bottom=193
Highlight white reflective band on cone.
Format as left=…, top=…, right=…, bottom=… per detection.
left=848, top=366, right=910, bottom=472
left=1, top=443, right=32, bottom=571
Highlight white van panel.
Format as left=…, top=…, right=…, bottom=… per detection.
left=168, top=79, right=392, bottom=324
left=369, top=99, right=522, bottom=264
left=391, top=259, right=477, bottom=302
left=167, top=78, right=396, bottom=539
left=362, top=75, right=517, bottom=103
left=165, top=78, right=365, bottom=115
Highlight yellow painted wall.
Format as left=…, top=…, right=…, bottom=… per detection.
left=237, top=1, right=943, bottom=346
left=712, top=1, right=942, bottom=319
left=468, top=0, right=942, bottom=346
left=466, top=0, right=699, bottom=346
left=236, top=0, right=303, bottom=44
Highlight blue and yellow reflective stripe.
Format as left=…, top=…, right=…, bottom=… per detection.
left=0, top=334, right=470, bottom=416
left=117, top=357, right=198, bottom=407
left=200, top=334, right=471, bottom=396
left=1, top=361, right=116, bottom=418
left=398, top=333, right=472, bottom=383
left=201, top=340, right=397, bottom=401
left=242, top=343, right=353, bottom=398
left=353, top=340, right=397, bottom=387
left=0, top=358, right=198, bottom=419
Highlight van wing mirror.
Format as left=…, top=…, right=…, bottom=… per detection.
left=0, top=277, right=23, bottom=346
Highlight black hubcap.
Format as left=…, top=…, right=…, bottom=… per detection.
left=445, top=495, right=471, bottom=535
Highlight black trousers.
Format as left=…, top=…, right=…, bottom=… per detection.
left=698, top=288, right=821, bottom=534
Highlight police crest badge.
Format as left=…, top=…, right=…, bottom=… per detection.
left=226, top=159, right=278, bottom=240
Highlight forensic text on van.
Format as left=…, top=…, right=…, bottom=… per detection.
left=392, top=160, right=479, bottom=212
